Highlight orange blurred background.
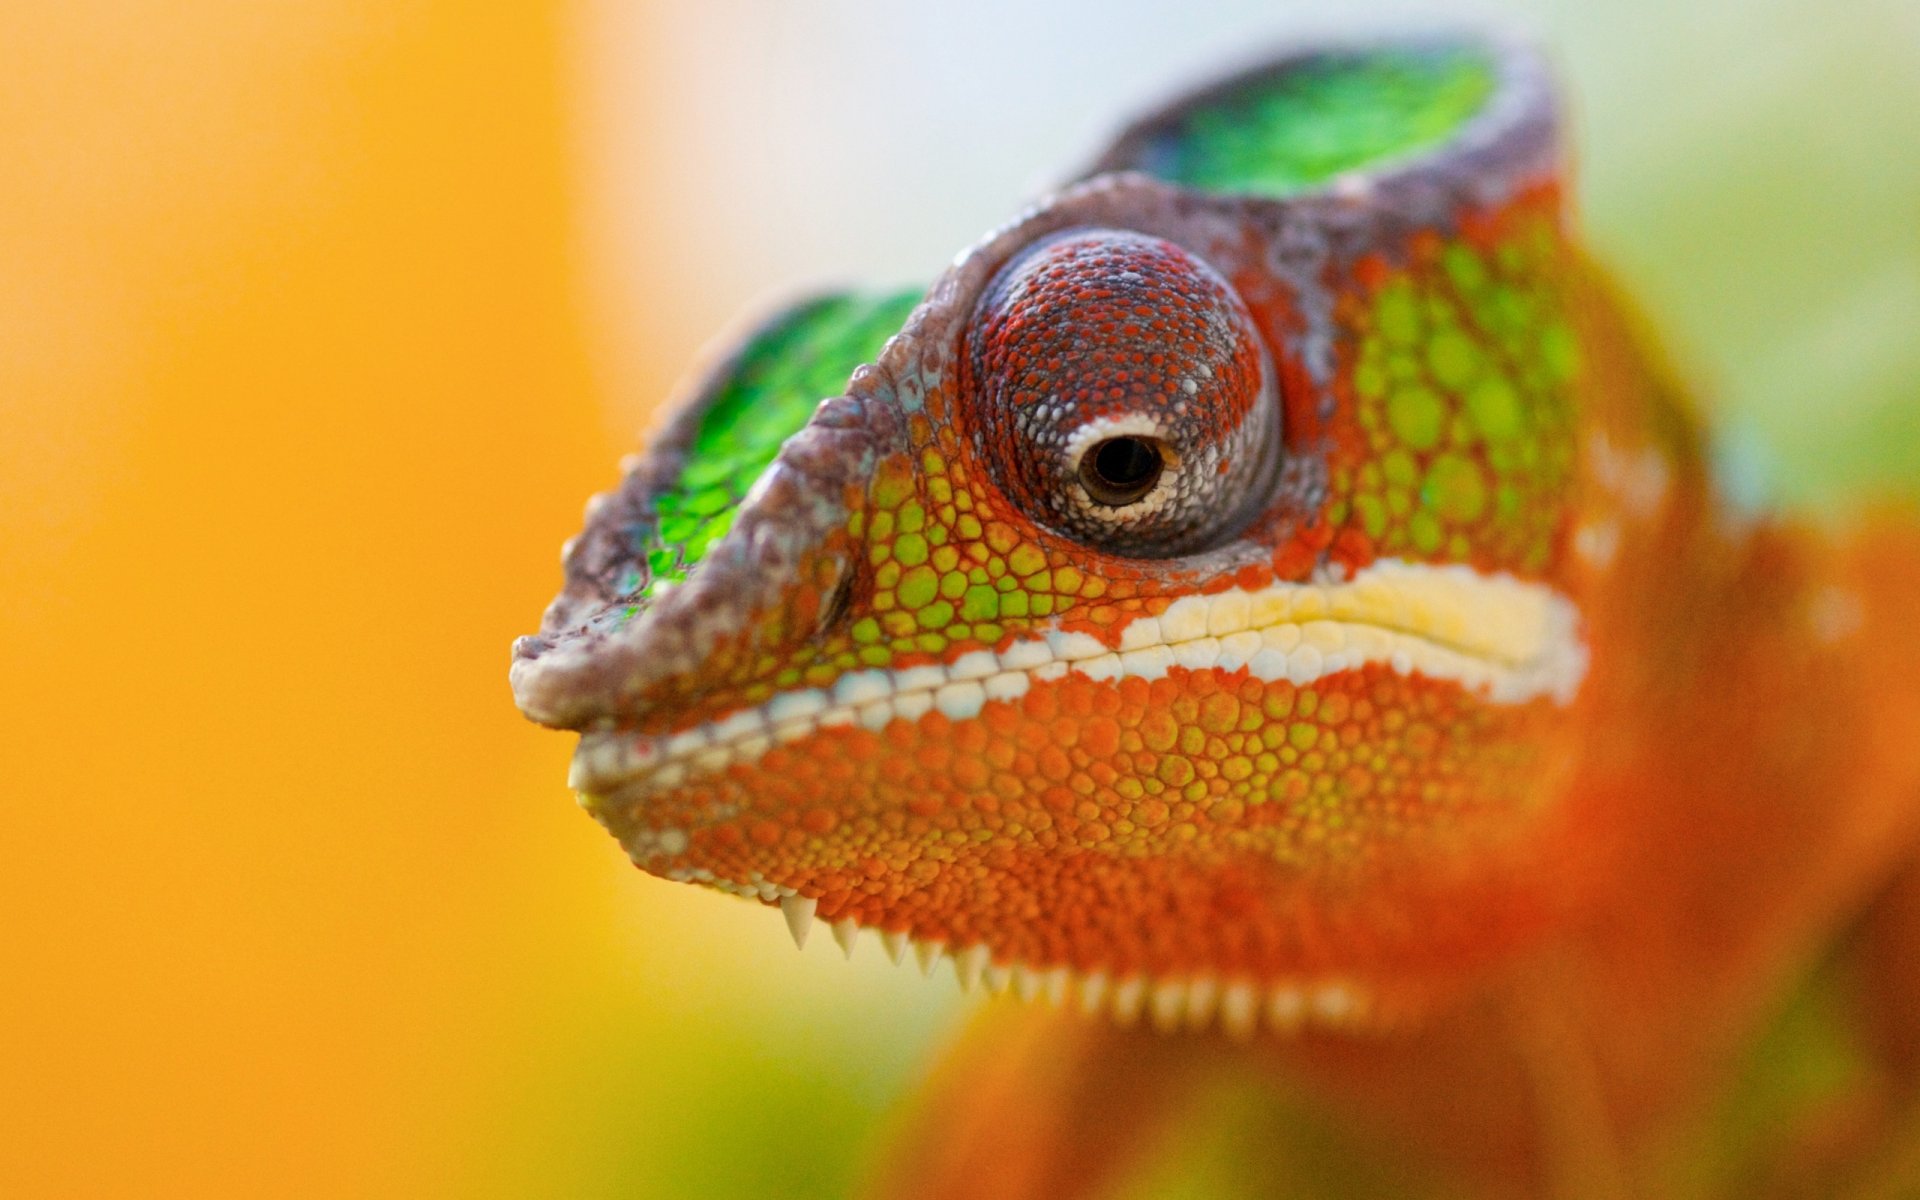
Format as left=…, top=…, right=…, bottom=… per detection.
left=4, top=2, right=1914, bottom=1197
left=5, top=3, right=604, bottom=1193
left=4, top=5, right=967, bottom=1196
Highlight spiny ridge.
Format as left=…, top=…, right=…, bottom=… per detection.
left=768, top=899, right=1385, bottom=1037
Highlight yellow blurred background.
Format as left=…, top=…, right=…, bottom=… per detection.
left=3, top=2, right=1914, bottom=1197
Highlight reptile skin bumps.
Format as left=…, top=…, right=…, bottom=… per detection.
left=515, top=34, right=1920, bottom=1199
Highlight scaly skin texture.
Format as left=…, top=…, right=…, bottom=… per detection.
left=513, top=36, right=1920, bottom=1198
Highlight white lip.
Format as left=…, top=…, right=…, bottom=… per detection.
left=571, top=557, right=1588, bottom=800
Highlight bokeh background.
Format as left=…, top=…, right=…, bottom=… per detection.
left=4, top=1, right=1915, bottom=1196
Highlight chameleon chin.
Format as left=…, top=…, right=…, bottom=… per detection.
left=513, top=33, right=1920, bottom=1199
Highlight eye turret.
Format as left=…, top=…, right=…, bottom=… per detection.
left=964, top=228, right=1282, bottom=557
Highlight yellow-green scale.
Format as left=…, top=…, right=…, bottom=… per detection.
left=1346, top=220, right=1579, bottom=571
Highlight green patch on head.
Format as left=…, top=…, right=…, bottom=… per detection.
left=629, top=289, right=921, bottom=605
left=1139, top=46, right=1497, bottom=197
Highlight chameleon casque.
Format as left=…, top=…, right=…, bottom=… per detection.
left=513, top=35, right=1920, bottom=1198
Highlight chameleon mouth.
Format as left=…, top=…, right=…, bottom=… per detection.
left=569, top=557, right=1586, bottom=801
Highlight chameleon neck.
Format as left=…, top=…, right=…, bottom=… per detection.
left=863, top=267, right=1920, bottom=1200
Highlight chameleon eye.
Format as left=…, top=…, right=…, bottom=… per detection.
left=1079, top=435, right=1166, bottom=506
left=964, top=228, right=1281, bottom=557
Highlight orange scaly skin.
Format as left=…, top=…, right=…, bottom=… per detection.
left=513, top=37, right=1920, bottom=1197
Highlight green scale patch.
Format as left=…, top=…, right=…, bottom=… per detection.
left=1139, top=46, right=1497, bottom=197
left=625, top=289, right=922, bottom=606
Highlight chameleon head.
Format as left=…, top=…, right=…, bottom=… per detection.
left=514, top=36, right=1605, bottom=1034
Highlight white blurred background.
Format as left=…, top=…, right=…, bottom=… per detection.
left=575, top=0, right=1920, bottom=503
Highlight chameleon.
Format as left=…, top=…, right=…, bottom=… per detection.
left=512, top=34, right=1920, bottom=1198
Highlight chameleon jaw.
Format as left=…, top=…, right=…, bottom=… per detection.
left=568, top=557, right=1587, bottom=1036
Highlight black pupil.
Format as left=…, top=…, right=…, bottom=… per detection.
left=1083, top=437, right=1163, bottom=505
